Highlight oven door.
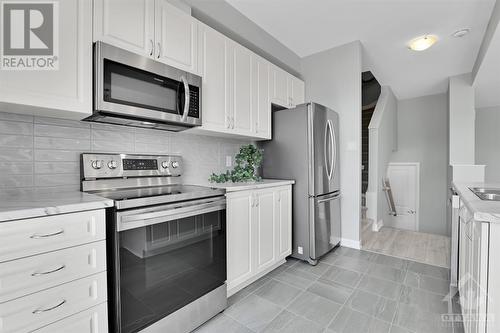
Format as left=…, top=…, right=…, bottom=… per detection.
left=94, top=41, right=201, bottom=127
left=111, top=196, right=226, bottom=333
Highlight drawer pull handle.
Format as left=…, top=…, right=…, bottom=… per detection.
left=31, top=264, right=66, bottom=276
left=30, top=229, right=64, bottom=239
left=32, top=299, right=66, bottom=314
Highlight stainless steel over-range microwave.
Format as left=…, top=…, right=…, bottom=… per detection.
left=84, top=41, right=202, bottom=131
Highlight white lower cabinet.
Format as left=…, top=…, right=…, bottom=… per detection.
left=34, top=302, right=108, bottom=333
left=458, top=204, right=500, bottom=333
left=226, top=185, right=292, bottom=295
left=0, top=209, right=108, bottom=333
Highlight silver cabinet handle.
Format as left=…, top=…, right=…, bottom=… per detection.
left=32, top=264, right=66, bottom=276
left=231, top=116, right=235, bottom=129
left=226, top=116, right=231, bottom=129
left=180, top=75, right=190, bottom=121
left=33, top=300, right=66, bottom=314
left=149, top=39, right=154, bottom=56
left=157, top=42, right=161, bottom=59
left=30, top=229, right=64, bottom=239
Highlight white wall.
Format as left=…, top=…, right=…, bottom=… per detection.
left=391, top=93, right=449, bottom=235
left=476, top=106, right=500, bottom=182
left=301, top=41, right=362, bottom=248
left=449, top=73, right=476, bottom=164
left=365, top=86, right=398, bottom=228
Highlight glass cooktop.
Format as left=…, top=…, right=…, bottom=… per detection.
left=92, top=185, right=225, bottom=210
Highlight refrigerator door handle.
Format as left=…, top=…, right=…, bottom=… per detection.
left=330, top=119, right=337, bottom=181
left=324, top=120, right=334, bottom=180
left=317, top=193, right=341, bottom=204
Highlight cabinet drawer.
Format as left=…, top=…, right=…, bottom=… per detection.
left=33, top=302, right=108, bottom=333
left=0, top=210, right=105, bottom=263
left=0, top=272, right=107, bottom=333
left=0, top=241, right=106, bottom=303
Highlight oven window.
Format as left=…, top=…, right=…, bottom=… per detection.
left=103, top=59, right=184, bottom=115
left=118, top=210, right=226, bottom=333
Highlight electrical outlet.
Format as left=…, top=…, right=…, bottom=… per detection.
left=298, top=246, right=303, bottom=255
left=225, top=156, right=232, bottom=167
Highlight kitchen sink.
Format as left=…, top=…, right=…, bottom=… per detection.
left=469, top=187, right=500, bottom=201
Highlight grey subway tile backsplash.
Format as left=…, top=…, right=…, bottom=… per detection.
left=0, top=111, right=250, bottom=190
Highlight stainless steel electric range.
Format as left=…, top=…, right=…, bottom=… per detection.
left=81, top=153, right=227, bottom=333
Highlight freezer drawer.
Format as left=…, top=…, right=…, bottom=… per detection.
left=311, top=192, right=341, bottom=260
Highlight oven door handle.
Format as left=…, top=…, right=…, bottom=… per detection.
left=117, top=199, right=226, bottom=232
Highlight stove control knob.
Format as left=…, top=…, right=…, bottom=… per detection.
left=171, top=161, right=179, bottom=169
left=161, top=161, right=169, bottom=169
left=91, top=160, right=103, bottom=170
left=108, top=160, right=118, bottom=169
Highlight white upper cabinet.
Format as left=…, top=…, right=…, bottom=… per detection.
left=94, top=0, right=155, bottom=57
left=289, top=75, right=305, bottom=107
left=155, top=0, right=198, bottom=73
left=269, top=64, right=305, bottom=109
left=270, top=65, right=289, bottom=107
left=231, top=42, right=253, bottom=135
left=198, top=23, right=230, bottom=131
left=0, top=0, right=92, bottom=120
left=252, top=55, right=271, bottom=139
left=94, top=0, right=198, bottom=74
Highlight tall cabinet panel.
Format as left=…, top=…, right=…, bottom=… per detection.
left=94, top=0, right=155, bottom=57
left=252, top=56, right=271, bottom=139
left=276, top=186, right=292, bottom=257
left=198, top=23, right=231, bottom=131
left=155, top=0, right=198, bottom=73
left=231, top=43, right=253, bottom=135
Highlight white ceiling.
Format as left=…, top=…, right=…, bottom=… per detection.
left=225, top=0, right=495, bottom=99
left=474, top=24, right=500, bottom=108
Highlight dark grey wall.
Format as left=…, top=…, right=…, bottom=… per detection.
left=185, top=0, right=302, bottom=77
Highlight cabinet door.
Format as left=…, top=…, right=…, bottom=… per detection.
left=199, top=23, right=231, bottom=131
left=252, top=56, right=271, bottom=139
left=94, top=0, right=155, bottom=57
left=226, top=192, right=253, bottom=290
left=254, top=190, right=276, bottom=272
left=269, top=65, right=289, bottom=107
left=289, top=76, right=305, bottom=107
left=0, top=0, right=92, bottom=119
left=155, top=0, right=198, bottom=74
left=275, top=186, right=292, bottom=258
left=231, top=43, right=253, bottom=135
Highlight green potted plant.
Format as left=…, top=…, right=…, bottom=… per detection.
left=209, top=144, right=263, bottom=183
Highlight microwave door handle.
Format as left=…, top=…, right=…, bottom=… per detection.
left=180, top=76, right=190, bottom=121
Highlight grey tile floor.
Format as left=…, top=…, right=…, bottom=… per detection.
left=195, top=247, right=464, bottom=333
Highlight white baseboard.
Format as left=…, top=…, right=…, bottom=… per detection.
left=372, top=219, right=384, bottom=232
left=341, top=238, right=361, bottom=249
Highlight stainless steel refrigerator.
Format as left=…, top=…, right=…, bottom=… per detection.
left=261, top=102, right=340, bottom=265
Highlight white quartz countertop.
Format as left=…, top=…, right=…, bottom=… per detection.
left=197, top=179, right=295, bottom=192
left=453, top=182, right=500, bottom=223
left=0, top=190, right=114, bottom=222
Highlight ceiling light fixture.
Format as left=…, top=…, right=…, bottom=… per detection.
left=407, top=35, right=438, bottom=51
left=452, top=29, right=470, bottom=38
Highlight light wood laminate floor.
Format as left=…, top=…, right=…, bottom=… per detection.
left=362, top=223, right=451, bottom=268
